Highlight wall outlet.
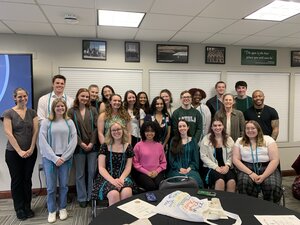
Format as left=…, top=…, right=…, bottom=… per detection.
left=38, top=164, right=43, bottom=171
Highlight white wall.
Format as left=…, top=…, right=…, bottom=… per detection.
left=0, top=34, right=299, bottom=191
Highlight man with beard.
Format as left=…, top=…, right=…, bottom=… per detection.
left=244, top=90, right=279, bottom=140
left=206, top=81, right=226, bottom=119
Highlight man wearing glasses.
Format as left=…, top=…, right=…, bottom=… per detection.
left=172, top=91, right=203, bottom=143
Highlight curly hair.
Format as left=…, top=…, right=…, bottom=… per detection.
left=188, top=88, right=207, bottom=100
left=140, top=121, right=160, bottom=142
left=149, top=96, right=169, bottom=116
left=101, top=85, right=115, bottom=103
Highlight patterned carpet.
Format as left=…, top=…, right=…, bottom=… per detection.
left=0, top=176, right=298, bottom=225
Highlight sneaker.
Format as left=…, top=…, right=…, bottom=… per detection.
left=48, top=212, right=56, bottom=223
left=59, top=209, right=68, bottom=221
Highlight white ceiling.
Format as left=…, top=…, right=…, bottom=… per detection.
left=1, top=0, right=300, bottom=47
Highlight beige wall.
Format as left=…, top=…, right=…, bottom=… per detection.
left=0, top=34, right=299, bottom=191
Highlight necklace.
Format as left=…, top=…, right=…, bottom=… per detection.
left=255, top=107, right=264, bottom=118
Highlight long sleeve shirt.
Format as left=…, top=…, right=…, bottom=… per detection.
left=133, top=141, right=167, bottom=174
left=39, top=118, right=77, bottom=163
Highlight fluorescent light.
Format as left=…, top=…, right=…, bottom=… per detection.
left=98, top=10, right=145, bottom=27
left=245, top=0, right=300, bottom=21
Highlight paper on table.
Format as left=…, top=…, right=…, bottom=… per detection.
left=118, top=198, right=156, bottom=219
left=255, top=215, right=300, bottom=225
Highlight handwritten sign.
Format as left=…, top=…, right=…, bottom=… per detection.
left=241, top=49, right=277, bottom=66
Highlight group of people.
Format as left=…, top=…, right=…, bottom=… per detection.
left=2, top=74, right=283, bottom=223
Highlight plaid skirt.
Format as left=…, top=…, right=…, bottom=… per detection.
left=237, top=161, right=282, bottom=203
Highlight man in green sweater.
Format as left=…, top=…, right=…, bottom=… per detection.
left=172, top=90, right=203, bottom=143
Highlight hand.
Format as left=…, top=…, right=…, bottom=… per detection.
left=18, top=150, right=27, bottom=158
left=255, top=175, right=266, bottom=184
left=86, top=143, right=94, bottom=152
left=179, top=168, right=189, bottom=175
left=80, top=142, right=88, bottom=151
left=219, top=166, right=229, bottom=174
left=150, top=171, right=158, bottom=178
left=56, top=158, right=64, bottom=167
left=249, top=172, right=259, bottom=182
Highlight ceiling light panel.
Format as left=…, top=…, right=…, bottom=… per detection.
left=98, top=10, right=145, bottom=27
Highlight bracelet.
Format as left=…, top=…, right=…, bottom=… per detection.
left=248, top=171, right=253, bottom=176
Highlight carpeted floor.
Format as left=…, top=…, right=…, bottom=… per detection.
left=0, top=176, right=298, bottom=225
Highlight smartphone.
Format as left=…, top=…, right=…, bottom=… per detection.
left=145, top=192, right=157, bottom=202
left=197, top=190, right=217, bottom=197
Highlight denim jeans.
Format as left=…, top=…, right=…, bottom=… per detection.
left=74, top=152, right=97, bottom=202
left=42, top=157, right=72, bottom=213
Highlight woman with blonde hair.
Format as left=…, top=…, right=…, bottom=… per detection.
left=92, top=120, right=134, bottom=206
left=232, top=120, right=282, bottom=203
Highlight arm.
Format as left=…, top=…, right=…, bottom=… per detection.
left=68, top=108, right=84, bottom=150
left=37, top=95, right=47, bottom=121
left=127, top=121, right=132, bottom=145
left=119, top=158, right=133, bottom=181
left=99, top=102, right=106, bottom=114
left=189, top=141, right=200, bottom=171
left=271, top=119, right=279, bottom=140
left=97, top=113, right=106, bottom=144
left=27, top=116, right=39, bottom=155
left=3, top=117, right=26, bottom=157
left=239, top=111, right=245, bottom=137
left=194, top=111, right=203, bottom=143
left=155, top=145, right=167, bottom=173
left=162, top=126, right=171, bottom=148
left=98, top=154, right=120, bottom=188
left=200, top=139, right=218, bottom=170
left=171, top=111, right=178, bottom=135
left=204, top=106, right=211, bottom=135
left=132, top=144, right=150, bottom=175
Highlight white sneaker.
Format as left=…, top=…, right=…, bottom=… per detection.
left=48, top=212, right=56, bottom=223
left=59, top=209, right=68, bottom=220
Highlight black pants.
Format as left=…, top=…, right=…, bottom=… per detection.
left=134, top=170, right=165, bottom=191
left=5, top=149, right=37, bottom=211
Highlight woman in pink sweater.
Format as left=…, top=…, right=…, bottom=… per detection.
left=133, top=121, right=167, bottom=191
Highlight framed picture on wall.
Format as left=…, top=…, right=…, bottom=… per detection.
left=82, top=40, right=106, bottom=60
left=125, top=41, right=140, bottom=62
left=291, top=51, right=300, bottom=67
left=205, top=46, right=226, bottom=64
left=156, top=44, right=189, bottom=63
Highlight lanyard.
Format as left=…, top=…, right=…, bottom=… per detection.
left=250, top=143, right=261, bottom=174
left=109, top=144, right=126, bottom=177
left=73, top=108, right=94, bottom=138
left=47, top=119, right=70, bottom=147
left=47, top=91, right=67, bottom=116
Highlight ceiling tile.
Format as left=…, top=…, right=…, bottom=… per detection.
left=203, top=33, right=247, bottom=45
left=95, top=0, right=154, bottom=12
left=140, top=14, right=192, bottom=30
left=37, top=0, right=95, bottom=8
left=135, top=29, right=176, bottom=42
left=256, top=23, right=300, bottom=37
left=0, top=2, right=47, bottom=22
left=53, top=24, right=96, bottom=37
left=264, top=37, right=300, bottom=48
left=0, top=22, right=13, bottom=33
left=220, top=20, right=277, bottom=35
left=150, top=0, right=213, bottom=16
left=41, top=5, right=95, bottom=25
left=97, top=26, right=137, bottom=40
left=183, top=17, right=235, bottom=33
left=170, top=31, right=214, bottom=43
left=199, top=0, right=273, bottom=19
left=233, top=35, right=280, bottom=46
left=4, top=21, right=55, bottom=35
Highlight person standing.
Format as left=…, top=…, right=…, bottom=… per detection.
left=68, top=88, right=98, bottom=208
left=3, top=88, right=38, bottom=220
left=39, top=99, right=77, bottom=223
left=200, top=119, right=236, bottom=192
left=37, top=74, right=73, bottom=121
left=206, top=81, right=226, bottom=118
left=160, top=89, right=174, bottom=116
left=172, top=90, right=202, bottom=143
left=234, top=81, right=253, bottom=113
left=214, top=93, right=245, bottom=141
left=189, top=88, right=211, bottom=138
left=88, top=84, right=101, bottom=113
left=137, top=91, right=150, bottom=114
left=99, top=85, right=115, bottom=114
left=244, top=90, right=279, bottom=140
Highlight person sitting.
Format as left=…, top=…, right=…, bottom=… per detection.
left=167, top=119, right=203, bottom=188
left=133, top=121, right=167, bottom=191
left=200, top=118, right=236, bottom=192
left=232, top=120, right=282, bottom=203
left=92, top=121, right=134, bottom=206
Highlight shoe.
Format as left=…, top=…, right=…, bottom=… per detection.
left=16, top=209, right=27, bottom=221
left=79, top=201, right=87, bottom=208
left=24, top=208, right=35, bottom=218
left=59, top=209, right=68, bottom=221
left=48, top=212, right=56, bottom=223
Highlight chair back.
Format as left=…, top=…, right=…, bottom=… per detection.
left=159, top=176, right=198, bottom=190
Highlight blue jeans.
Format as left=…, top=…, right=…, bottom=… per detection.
left=42, top=157, right=72, bottom=213
left=74, top=152, right=97, bottom=202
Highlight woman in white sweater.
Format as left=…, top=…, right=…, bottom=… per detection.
left=39, top=98, right=77, bottom=223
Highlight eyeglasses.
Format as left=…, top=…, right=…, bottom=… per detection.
left=111, top=128, right=122, bottom=132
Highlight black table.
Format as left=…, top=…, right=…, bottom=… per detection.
left=90, top=188, right=300, bottom=225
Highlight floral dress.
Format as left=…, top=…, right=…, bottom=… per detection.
left=92, top=144, right=134, bottom=200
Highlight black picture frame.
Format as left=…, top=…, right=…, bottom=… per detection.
left=291, top=51, right=300, bottom=67
left=82, top=40, right=106, bottom=60
left=125, top=42, right=140, bottom=62
left=156, top=44, right=189, bottom=63
left=205, top=46, right=226, bottom=64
